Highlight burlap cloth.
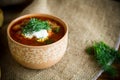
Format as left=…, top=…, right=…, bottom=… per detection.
left=0, top=0, right=120, bottom=80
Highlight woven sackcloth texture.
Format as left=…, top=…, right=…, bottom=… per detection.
left=0, top=0, right=120, bottom=80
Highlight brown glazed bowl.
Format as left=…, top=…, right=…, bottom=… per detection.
left=7, top=14, right=68, bottom=69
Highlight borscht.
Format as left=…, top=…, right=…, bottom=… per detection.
left=10, top=17, right=65, bottom=46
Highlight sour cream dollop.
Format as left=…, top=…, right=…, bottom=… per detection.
left=24, top=29, right=48, bottom=39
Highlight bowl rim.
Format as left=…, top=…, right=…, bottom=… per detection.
left=7, top=13, right=68, bottom=48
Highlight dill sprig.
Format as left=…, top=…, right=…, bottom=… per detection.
left=86, top=41, right=120, bottom=77
left=22, top=18, right=51, bottom=35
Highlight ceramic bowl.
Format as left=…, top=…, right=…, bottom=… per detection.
left=7, top=14, right=68, bottom=69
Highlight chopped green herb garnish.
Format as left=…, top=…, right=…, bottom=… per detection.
left=45, top=39, right=53, bottom=44
left=86, top=41, right=120, bottom=77
left=53, top=27, right=60, bottom=33
left=22, top=18, right=51, bottom=35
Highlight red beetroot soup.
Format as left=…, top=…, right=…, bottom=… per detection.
left=10, top=17, right=65, bottom=46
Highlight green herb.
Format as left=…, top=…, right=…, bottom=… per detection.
left=22, top=18, right=51, bottom=35
left=53, top=27, right=60, bottom=33
left=45, top=39, right=53, bottom=44
left=86, top=41, right=120, bottom=77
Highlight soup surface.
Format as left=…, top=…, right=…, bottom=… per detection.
left=10, top=17, right=65, bottom=46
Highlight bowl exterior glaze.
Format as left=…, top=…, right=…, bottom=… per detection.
left=7, top=14, right=68, bottom=69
